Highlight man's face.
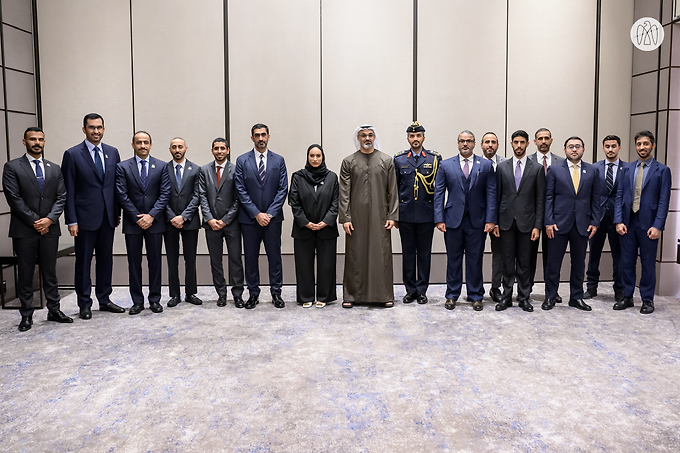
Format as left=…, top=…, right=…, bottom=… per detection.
left=511, top=136, right=528, bottom=158
left=169, top=139, right=187, bottom=162
left=83, top=118, right=105, bottom=145
left=358, top=129, right=375, bottom=151
left=23, top=131, right=45, bottom=157
left=132, top=133, right=152, bottom=159
left=564, top=139, right=584, bottom=163
left=481, top=134, right=498, bottom=159
left=457, top=133, right=475, bottom=158
left=251, top=128, right=269, bottom=152
left=212, top=141, right=229, bottom=164
left=602, top=140, right=621, bottom=162
left=407, top=132, right=424, bottom=151
left=635, top=136, right=656, bottom=161
left=534, top=131, right=553, bottom=155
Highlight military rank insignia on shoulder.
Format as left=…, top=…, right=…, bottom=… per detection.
left=395, top=150, right=408, bottom=157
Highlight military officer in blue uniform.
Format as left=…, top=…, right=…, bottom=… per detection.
left=395, top=122, right=441, bottom=304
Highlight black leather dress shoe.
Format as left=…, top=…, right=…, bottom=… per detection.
left=568, top=299, right=592, bottom=311
left=186, top=294, right=203, bottom=305
left=149, top=302, right=163, bottom=313
left=79, top=308, right=92, bottom=320
left=495, top=300, right=511, bottom=311
left=445, top=299, right=456, bottom=310
left=541, top=299, right=555, bottom=310
left=489, top=287, right=502, bottom=303
left=18, top=316, right=32, bottom=332
left=472, top=300, right=483, bottom=311
left=272, top=294, right=285, bottom=309
left=555, top=294, right=563, bottom=304
left=417, top=294, right=428, bottom=304
left=402, top=292, right=417, bottom=304
left=640, top=300, right=655, bottom=314
left=583, top=289, right=597, bottom=300
left=234, top=296, right=244, bottom=308
left=245, top=295, right=259, bottom=309
left=129, top=304, right=145, bottom=315
left=47, top=311, right=74, bottom=323
left=518, top=300, right=534, bottom=312
left=216, top=296, right=227, bottom=307
left=167, top=296, right=181, bottom=307
left=613, top=297, right=634, bottom=310
left=99, top=302, right=125, bottom=313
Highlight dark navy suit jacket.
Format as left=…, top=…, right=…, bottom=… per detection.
left=61, top=141, right=120, bottom=230
left=593, top=159, right=626, bottom=221
left=545, top=159, right=601, bottom=236
left=433, top=154, right=497, bottom=228
left=614, top=158, right=671, bottom=231
left=116, top=155, right=171, bottom=234
left=234, top=150, right=288, bottom=225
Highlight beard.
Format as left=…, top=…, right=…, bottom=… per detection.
left=362, top=142, right=373, bottom=150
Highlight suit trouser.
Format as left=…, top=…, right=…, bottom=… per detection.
left=586, top=213, right=623, bottom=294
left=241, top=221, right=283, bottom=297
left=164, top=227, right=199, bottom=298
left=13, top=236, right=61, bottom=317
left=530, top=228, right=550, bottom=289
left=125, top=231, right=163, bottom=306
left=499, top=221, right=533, bottom=302
left=205, top=225, right=244, bottom=298
left=74, top=218, right=115, bottom=309
left=398, top=221, right=435, bottom=296
left=489, top=232, right=503, bottom=290
left=544, top=224, right=588, bottom=301
left=443, top=214, right=485, bottom=301
left=293, top=234, right=337, bottom=303
left=619, top=212, right=658, bottom=301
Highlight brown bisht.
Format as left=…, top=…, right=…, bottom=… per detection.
left=339, top=150, right=399, bottom=303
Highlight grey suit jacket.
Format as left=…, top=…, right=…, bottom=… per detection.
left=165, top=159, right=201, bottom=230
left=2, top=155, right=66, bottom=238
left=528, top=151, right=564, bottom=169
left=496, top=157, right=545, bottom=233
left=198, top=161, right=241, bottom=228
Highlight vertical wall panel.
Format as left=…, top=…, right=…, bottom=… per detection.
left=131, top=0, right=224, bottom=167
left=507, top=0, right=597, bottom=162
left=229, top=0, right=321, bottom=254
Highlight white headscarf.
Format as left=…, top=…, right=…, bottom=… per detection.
left=352, top=125, right=382, bottom=152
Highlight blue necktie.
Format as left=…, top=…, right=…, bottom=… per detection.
left=93, top=146, right=104, bottom=181
left=33, top=159, right=44, bottom=192
left=176, top=164, right=182, bottom=188
left=140, top=160, right=147, bottom=189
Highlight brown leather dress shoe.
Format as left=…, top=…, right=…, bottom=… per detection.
left=472, top=300, right=483, bottom=311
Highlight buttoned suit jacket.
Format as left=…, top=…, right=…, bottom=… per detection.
left=116, top=155, right=171, bottom=235
left=288, top=170, right=340, bottom=241
left=434, top=154, right=497, bottom=229
left=2, top=156, right=66, bottom=238
left=545, top=159, right=601, bottom=237
left=497, top=157, right=545, bottom=233
left=198, top=160, right=241, bottom=229
left=593, top=159, right=626, bottom=221
left=614, top=159, right=671, bottom=231
left=234, top=150, right=288, bottom=225
left=61, top=141, right=120, bottom=230
left=165, top=159, right=201, bottom=230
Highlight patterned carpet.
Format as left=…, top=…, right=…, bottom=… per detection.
left=0, top=283, right=678, bottom=452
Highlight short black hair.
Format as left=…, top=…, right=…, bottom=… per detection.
left=132, top=130, right=152, bottom=143
left=634, top=130, right=655, bottom=145
left=535, top=127, right=551, bottom=139
left=511, top=130, right=529, bottom=141
left=83, top=113, right=104, bottom=128
left=251, top=123, right=269, bottom=136
left=24, top=126, right=44, bottom=139
left=602, top=134, right=621, bottom=146
left=212, top=137, right=228, bottom=148
left=563, top=136, right=584, bottom=148
left=481, top=132, right=498, bottom=140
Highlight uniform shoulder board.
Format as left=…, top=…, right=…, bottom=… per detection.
left=394, top=150, right=408, bottom=157
left=429, top=150, right=441, bottom=156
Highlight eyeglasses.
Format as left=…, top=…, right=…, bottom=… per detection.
left=566, top=144, right=583, bottom=150
left=458, top=139, right=475, bottom=144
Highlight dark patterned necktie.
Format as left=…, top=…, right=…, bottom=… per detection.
left=176, top=164, right=182, bottom=188
left=93, top=146, right=104, bottom=181
left=606, top=163, right=614, bottom=194
left=542, top=155, right=548, bottom=175
left=259, top=154, right=266, bottom=181
left=33, top=159, right=44, bottom=192
left=140, top=160, right=147, bottom=189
